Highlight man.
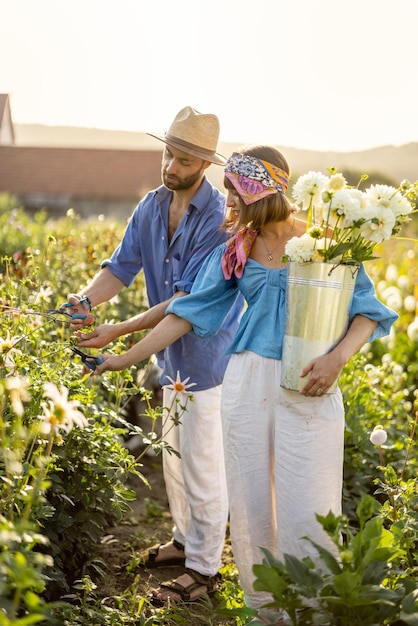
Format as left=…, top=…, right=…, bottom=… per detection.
left=67, top=106, right=243, bottom=604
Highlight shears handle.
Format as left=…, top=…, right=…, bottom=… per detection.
left=60, top=302, right=88, bottom=320
left=84, top=356, right=105, bottom=371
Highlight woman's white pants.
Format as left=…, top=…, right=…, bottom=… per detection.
left=221, top=352, right=345, bottom=608
left=162, top=385, right=228, bottom=577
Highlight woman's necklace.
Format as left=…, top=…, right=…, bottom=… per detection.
left=259, top=216, right=295, bottom=261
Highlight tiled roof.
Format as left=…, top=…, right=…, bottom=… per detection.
left=0, top=146, right=162, bottom=199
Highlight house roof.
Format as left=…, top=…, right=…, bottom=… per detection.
left=0, top=93, right=164, bottom=213
left=0, top=145, right=162, bottom=199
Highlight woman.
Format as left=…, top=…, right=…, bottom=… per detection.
left=85, top=146, right=397, bottom=616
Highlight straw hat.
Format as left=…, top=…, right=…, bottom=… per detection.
left=147, top=106, right=226, bottom=165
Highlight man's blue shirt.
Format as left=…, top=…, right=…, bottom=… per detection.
left=102, top=178, right=243, bottom=390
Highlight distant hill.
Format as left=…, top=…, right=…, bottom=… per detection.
left=14, top=124, right=418, bottom=192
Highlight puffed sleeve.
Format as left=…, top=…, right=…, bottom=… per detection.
left=349, top=264, right=398, bottom=341
left=167, top=245, right=242, bottom=338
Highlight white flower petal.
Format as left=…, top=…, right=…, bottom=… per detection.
left=291, top=171, right=329, bottom=211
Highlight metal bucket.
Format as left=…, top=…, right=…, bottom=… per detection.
left=281, top=262, right=358, bottom=393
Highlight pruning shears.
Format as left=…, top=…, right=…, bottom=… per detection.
left=1, top=302, right=89, bottom=322
left=46, top=304, right=88, bottom=321
left=54, top=296, right=92, bottom=320
left=46, top=297, right=93, bottom=320
left=2, top=299, right=102, bottom=370
left=71, top=347, right=104, bottom=371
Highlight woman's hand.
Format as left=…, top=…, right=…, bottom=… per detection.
left=299, top=351, right=344, bottom=397
left=82, top=353, right=128, bottom=377
left=76, top=323, right=121, bottom=349
left=300, top=315, right=377, bottom=397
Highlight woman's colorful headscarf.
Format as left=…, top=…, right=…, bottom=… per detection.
left=224, top=152, right=289, bottom=205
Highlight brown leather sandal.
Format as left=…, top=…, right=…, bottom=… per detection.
left=142, top=539, right=185, bottom=568
left=149, top=567, right=220, bottom=606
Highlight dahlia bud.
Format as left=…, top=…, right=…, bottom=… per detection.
left=370, top=425, right=388, bottom=446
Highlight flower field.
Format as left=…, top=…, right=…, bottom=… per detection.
left=1, top=194, right=418, bottom=625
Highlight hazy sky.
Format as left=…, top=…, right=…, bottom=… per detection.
left=1, top=0, right=417, bottom=152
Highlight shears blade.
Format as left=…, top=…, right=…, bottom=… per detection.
left=71, top=347, right=104, bottom=370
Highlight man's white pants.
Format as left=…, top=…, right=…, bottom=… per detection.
left=221, top=352, right=345, bottom=608
left=162, top=385, right=228, bottom=577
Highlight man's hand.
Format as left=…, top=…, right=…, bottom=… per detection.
left=67, top=294, right=95, bottom=328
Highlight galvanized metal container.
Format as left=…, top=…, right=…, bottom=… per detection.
left=281, top=262, right=358, bottom=393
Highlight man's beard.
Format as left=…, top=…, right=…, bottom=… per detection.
left=162, top=166, right=204, bottom=191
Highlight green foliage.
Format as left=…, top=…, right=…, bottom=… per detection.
left=249, top=496, right=418, bottom=625
left=0, top=206, right=167, bottom=622
left=40, top=419, right=140, bottom=599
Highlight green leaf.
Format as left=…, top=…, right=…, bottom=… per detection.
left=305, top=538, right=342, bottom=575
left=252, top=563, right=288, bottom=595
left=283, top=553, right=323, bottom=596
